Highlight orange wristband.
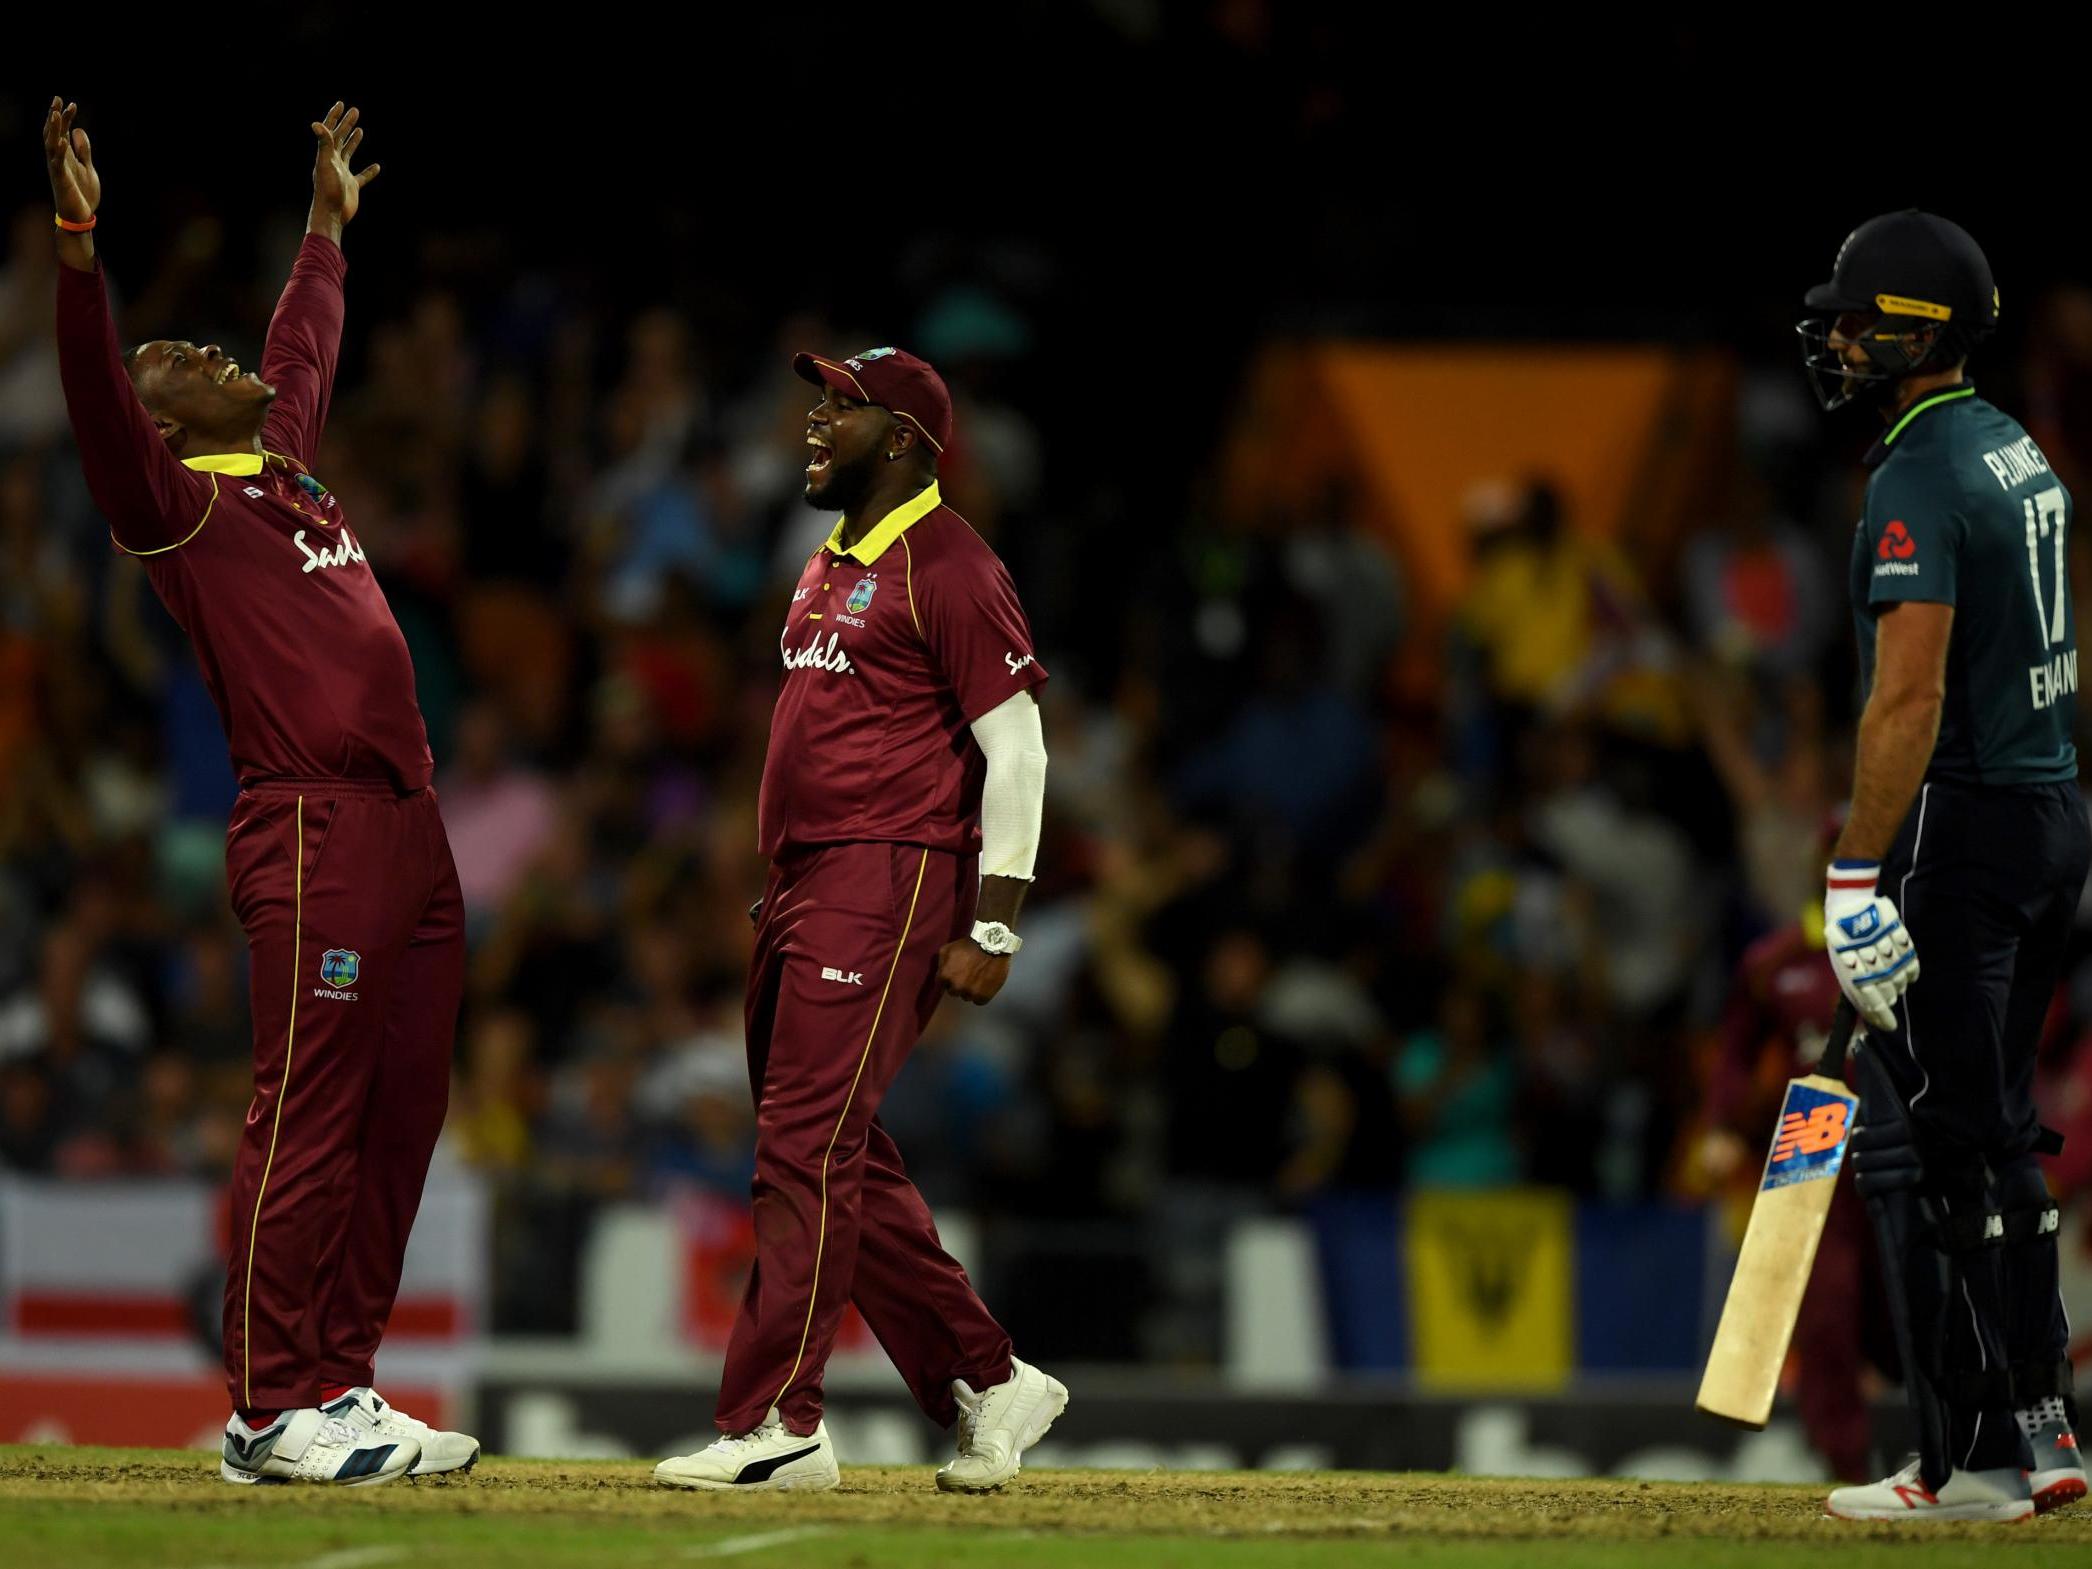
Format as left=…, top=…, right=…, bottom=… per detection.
left=55, top=213, right=97, bottom=233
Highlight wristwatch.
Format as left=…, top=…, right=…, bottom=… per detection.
left=971, top=920, right=1023, bottom=957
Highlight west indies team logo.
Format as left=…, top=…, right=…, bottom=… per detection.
left=847, top=577, right=878, bottom=614
left=319, top=949, right=362, bottom=989
left=1878, top=520, right=1916, bottom=561
left=294, top=471, right=338, bottom=512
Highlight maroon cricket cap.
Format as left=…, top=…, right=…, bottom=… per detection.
left=792, top=346, right=953, bottom=455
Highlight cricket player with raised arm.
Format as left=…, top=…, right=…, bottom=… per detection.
left=46, top=99, right=478, bottom=1485
left=1800, top=211, right=2088, bottom=1520
left=654, top=348, right=1064, bottom=1493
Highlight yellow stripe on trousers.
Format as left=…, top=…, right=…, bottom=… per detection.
left=769, top=847, right=930, bottom=1416
left=241, top=794, right=305, bottom=1408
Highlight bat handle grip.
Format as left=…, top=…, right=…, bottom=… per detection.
left=1814, top=998, right=1858, bottom=1081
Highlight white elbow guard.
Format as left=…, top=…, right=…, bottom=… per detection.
left=969, top=691, right=1047, bottom=881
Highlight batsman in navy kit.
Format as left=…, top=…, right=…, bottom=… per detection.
left=1799, top=211, right=2088, bottom=1521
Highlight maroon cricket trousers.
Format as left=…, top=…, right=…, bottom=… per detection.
left=716, top=841, right=1015, bottom=1435
left=220, top=780, right=463, bottom=1413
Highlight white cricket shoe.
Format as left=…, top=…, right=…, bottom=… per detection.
left=219, top=1404, right=420, bottom=1486
left=936, top=1357, right=1068, bottom=1493
left=1825, top=1457, right=2034, bottom=1522
left=653, top=1408, right=839, bottom=1491
left=330, top=1388, right=480, bottom=1477
left=2023, top=1415, right=2086, bottom=1514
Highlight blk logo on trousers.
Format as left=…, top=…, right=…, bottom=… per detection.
left=821, top=967, right=865, bottom=986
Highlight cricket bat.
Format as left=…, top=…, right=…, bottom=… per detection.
left=1695, top=998, right=1859, bottom=1429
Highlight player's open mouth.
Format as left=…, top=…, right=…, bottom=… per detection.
left=214, top=361, right=243, bottom=385
left=806, top=436, right=833, bottom=475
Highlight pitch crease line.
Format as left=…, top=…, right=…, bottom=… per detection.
left=684, top=1527, right=835, bottom=1559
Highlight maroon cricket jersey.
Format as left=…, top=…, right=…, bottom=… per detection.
left=56, top=236, right=432, bottom=792
left=758, top=483, right=1045, bottom=858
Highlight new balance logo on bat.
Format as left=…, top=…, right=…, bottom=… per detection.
left=1773, top=1102, right=1849, bottom=1161
left=1761, top=1085, right=1854, bottom=1191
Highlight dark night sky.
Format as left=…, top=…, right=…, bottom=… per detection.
left=9, top=7, right=2091, bottom=521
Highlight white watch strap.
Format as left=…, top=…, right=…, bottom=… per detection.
left=971, top=920, right=1022, bottom=956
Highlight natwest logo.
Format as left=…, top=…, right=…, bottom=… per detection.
left=782, top=630, right=853, bottom=675
left=1878, top=520, right=1917, bottom=561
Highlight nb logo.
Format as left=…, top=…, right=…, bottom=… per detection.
left=1772, top=1102, right=1850, bottom=1162
left=243, top=486, right=266, bottom=499
left=1839, top=907, right=1881, bottom=941
left=820, top=967, right=865, bottom=986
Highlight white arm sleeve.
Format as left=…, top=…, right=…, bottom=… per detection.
left=968, top=689, right=1048, bottom=881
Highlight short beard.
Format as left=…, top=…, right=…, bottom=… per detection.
left=805, top=455, right=874, bottom=517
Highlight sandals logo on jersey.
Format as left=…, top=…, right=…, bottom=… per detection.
left=1761, top=1083, right=1854, bottom=1190
left=846, top=577, right=878, bottom=614
left=316, top=948, right=362, bottom=1001
left=781, top=629, right=853, bottom=675
left=1875, top=519, right=1921, bottom=578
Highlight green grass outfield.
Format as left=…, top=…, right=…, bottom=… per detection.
left=3, top=1446, right=2087, bottom=1568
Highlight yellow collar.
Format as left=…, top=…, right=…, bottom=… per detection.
left=824, top=482, right=942, bottom=565
left=181, top=453, right=266, bottom=476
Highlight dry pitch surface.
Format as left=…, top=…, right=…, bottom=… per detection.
left=4, top=1446, right=2088, bottom=1568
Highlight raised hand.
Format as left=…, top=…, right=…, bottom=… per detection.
left=308, top=103, right=379, bottom=238
left=43, top=98, right=100, bottom=224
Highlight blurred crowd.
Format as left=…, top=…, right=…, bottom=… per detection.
left=6, top=195, right=2092, bottom=1362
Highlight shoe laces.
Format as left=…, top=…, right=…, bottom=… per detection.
left=709, top=1419, right=787, bottom=1458
left=952, top=1384, right=984, bottom=1455
left=362, top=1391, right=429, bottom=1438
left=317, top=1414, right=364, bottom=1448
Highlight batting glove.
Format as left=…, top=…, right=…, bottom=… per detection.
left=1824, top=859, right=1918, bottom=1032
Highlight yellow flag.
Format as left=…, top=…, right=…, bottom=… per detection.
left=1406, top=1189, right=1574, bottom=1392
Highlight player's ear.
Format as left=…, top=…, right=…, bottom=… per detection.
left=886, top=422, right=914, bottom=462
left=152, top=414, right=186, bottom=453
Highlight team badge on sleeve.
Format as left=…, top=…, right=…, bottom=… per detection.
left=319, top=949, right=362, bottom=990
left=847, top=578, right=878, bottom=614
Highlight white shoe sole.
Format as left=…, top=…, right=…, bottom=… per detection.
left=1825, top=1498, right=2033, bottom=1523
left=219, top=1451, right=418, bottom=1487
left=936, top=1371, right=1069, bottom=1494
left=2033, top=1469, right=2087, bottom=1514
left=409, top=1446, right=481, bottom=1478
left=653, top=1462, right=839, bottom=1493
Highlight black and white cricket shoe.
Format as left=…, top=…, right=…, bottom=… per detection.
left=327, top=1388, right=481, bottom=1477
left=219, top=1404, right=420, bottom=1486
left=653, top=1408, right=839, bottom=1491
